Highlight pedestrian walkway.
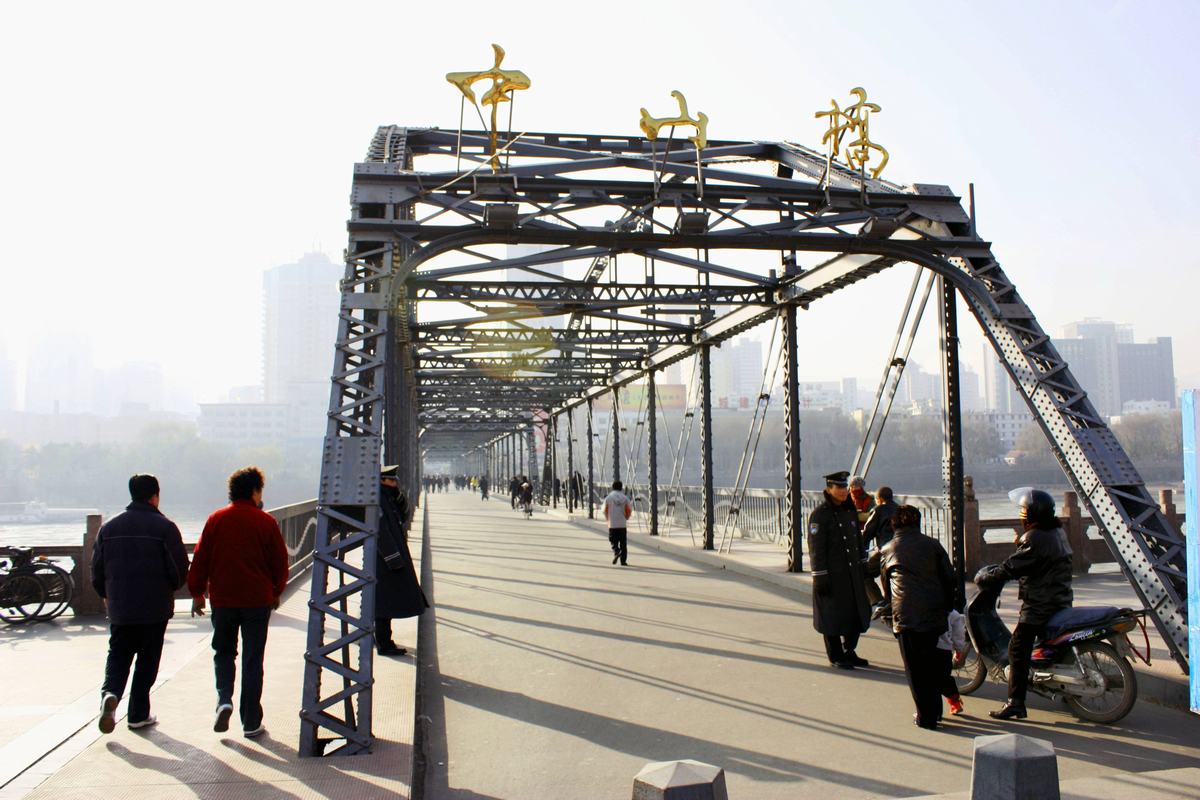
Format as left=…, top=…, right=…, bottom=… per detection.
left=420, top=492, right=1200, bottom=799
left=0, top=571, right=417, bottom=799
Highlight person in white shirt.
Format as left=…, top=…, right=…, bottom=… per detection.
left=602, top=481, right=633, bottom=566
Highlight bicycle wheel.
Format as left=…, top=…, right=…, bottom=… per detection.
left=0, top=574, right=47, bottom=623
left=30, top=561, right=74, bottom=620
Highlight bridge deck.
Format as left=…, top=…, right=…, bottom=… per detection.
left=1, top=573, right=416, bottom=799
left=420, top=491, right=1200, bottom=799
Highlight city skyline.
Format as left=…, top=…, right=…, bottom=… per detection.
left=2, top=2, right=1197, bottom=426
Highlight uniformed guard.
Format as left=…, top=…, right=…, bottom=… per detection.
left=809, top=470, right=872, bottom=669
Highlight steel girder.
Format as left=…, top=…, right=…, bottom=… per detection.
left=302, top=123, right=1189, bottom=757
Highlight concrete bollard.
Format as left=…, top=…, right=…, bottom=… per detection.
left=970, top=734, right=1059, bottom=800
left=633, top=759, right=728, bottom=800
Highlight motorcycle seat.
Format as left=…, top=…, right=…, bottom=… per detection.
left=1043, top=605, right=1122, bottom=639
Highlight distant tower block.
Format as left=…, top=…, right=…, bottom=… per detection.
left=633, top=759, right=728, bottom=800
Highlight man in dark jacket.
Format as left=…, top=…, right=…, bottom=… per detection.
left=988, top=487, right=1073, bottom=720
left=880, top=505, right=956, bottom=729
left=862, top=486, right=899, bottom=551
left=91, top=474, right=189, bottom=733
left=188, top=466, right=288, bottom=738
left=375, top=466, right=428, bottom=656
left=808, top=470, right=872, bottom=669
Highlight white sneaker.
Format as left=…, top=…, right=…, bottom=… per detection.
left=243, top=724, right=267, bottom=739
left=214, top=703, right=233, bottom=733
left=128, top=715, right=157, bottom=730
left=98, top=692, right=119, bottom=734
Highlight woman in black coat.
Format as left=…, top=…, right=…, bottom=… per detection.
left=375, top=473, right=429, bottom=655
left=879, top=505, right=956, bottom=729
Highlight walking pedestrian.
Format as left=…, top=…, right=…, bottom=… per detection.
left=375, top=466, right=428, bottom=656
left=603, top=480, right=632, bottom=566
left=91, top=474, right=189, bottom=733
left=879, top=505, right=956, bottom=729
left=808, top=470, right=872, bottom=669
left=187, top=466, right=288, bottom=739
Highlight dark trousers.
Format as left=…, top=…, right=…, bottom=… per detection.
left=1007, top=622, right=1045, bottom=706
left=608, top=528, right=627, bottom=565
left=823, top=631, right=861, bottom=664
left=897, top=631, right=951, bottom=727
left=211, top=607, right=271, bottom=731
left=103, top=621, right=168, bottom=723
left=376, top=617, right=396, bottom=650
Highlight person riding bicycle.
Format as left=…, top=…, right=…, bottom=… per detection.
left=983, top=487, right=1073, bottom=720
left=519, top=480, right=534, bottom=514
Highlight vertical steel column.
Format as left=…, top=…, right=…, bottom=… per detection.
left=647, top=367, right=659, bottom=536
left=550, top=413, right=559, bottom=508
left=567, top=407, right=575, bottom=512
left=700, top=344, right=715, bottom=551
left=587, top=398, right=595, bottom=518
left=938, top=277, right=967, bottom=608
left=782, top=305, right=804, bottom=572
left=526, top=426, right=537, bottom=493
left=611, top=387, right=622, bottom=483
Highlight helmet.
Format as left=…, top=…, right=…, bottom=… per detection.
left=1008, top=486, right=1056, bottom=527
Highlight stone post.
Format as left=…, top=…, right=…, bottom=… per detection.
left=633, top=760, right=728, bottom=800
left=73, top=514, right=106, bottom=616
left=1061, top=491, right=1090, bottom=575
left=970, top=733, right=1060, bottom=800
left=963, top=476, right=983, bottom=576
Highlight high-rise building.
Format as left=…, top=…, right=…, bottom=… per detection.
left=94, top=361, right=165, bottom=416
left=983, top=347, right=1025, bottom=414
left=24, top=330, right=96, bottom=414
left=711, top=338, right=763, bottom=409
left=262, top=252, right=342, bottom=442
left=1118, top=337, right=1175, bottom=412
left=1053, top=319, right=1174, bottom=417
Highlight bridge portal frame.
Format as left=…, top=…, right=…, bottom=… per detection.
left=299, top=126, right=1189, bottom=757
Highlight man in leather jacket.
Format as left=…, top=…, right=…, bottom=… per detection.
left=879, top=504, right=956, bottom=729
left=987, top=487, right=1073, bottom=720
left=809, top=470, right=872, bottom=669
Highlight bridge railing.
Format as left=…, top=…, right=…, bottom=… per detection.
left=587, top=480, right=1184, bottom=574
left=19, top=499, right=319, bottom=617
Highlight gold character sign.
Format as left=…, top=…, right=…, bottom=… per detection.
left=446, top=44, right=531, bottom=171
left=639, top=90, right=708, bottom=150
left=815, top=87, right=889, bottom=180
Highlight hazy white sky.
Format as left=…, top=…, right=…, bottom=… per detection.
left=2, top=0, right=1197, bottom=403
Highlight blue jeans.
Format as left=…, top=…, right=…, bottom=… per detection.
left=211, top=607, right=271, bottom=731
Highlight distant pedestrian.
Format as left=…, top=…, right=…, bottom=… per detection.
left=187, top=466, right=288, bottom=739
left=603, top=480, right=632, bottom=566
left=879, top=505, right=956, bottom=730
left=375, top=466, right=428, bottom=656
left=91, top=474, right=189, bottom=733
left=808, top=470, right=872, bottom=669
left=510, top=475, right=521, bottom=509
left=862, top=486, right=900, bottom=607
left=848, top=475, right=875, bottom=528
left=479, top=475, right=489, bottom=500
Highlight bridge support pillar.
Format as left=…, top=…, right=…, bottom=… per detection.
left=700, top=344, right=715, bottom=551
left=648, top=365, right=659, bottom=536
left=587, top=399, right=595, bottom=518
left=939, top=277, right=967, bottom=609
left=612, top=387, right=621, bottom=483
left=782, top=305, right=803, bottom=572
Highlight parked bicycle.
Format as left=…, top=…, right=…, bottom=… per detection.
left=0, top=546, right=75, bottom=623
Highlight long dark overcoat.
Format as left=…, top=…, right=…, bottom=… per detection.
left=808, top=492, right=871, bottom=636
left=376, top=484, right=429, bottom=619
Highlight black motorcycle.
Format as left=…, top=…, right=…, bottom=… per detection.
left=950, top=567, right=1146, bottom=724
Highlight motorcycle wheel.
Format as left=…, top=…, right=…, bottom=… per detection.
left=1064, top=641, right=1137, bottom=724
left=952, top=639, right=986, bottom=695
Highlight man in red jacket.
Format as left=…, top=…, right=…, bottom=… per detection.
left=187, top=466, right=288, bottom=739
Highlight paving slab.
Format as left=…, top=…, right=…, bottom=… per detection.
left=419, top=492, right=1200, bottom=799
left=1, top=543, right=421, bottom=800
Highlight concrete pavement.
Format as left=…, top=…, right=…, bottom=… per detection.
left=418, top=492, right=1200, bottom=799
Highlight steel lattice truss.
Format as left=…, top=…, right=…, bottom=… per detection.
left=299, top=125, right=1189, bottom=756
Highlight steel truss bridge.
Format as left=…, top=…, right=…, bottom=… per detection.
left=299, top=126, right=1190, bottom=756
